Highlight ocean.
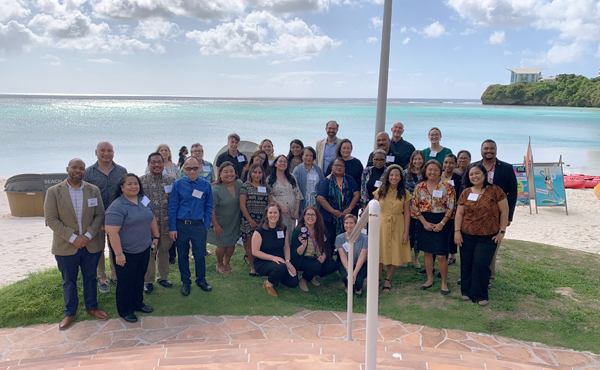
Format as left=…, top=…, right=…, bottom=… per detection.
left=1, top=95, right=600, bottom=178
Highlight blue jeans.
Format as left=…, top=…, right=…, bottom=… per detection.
left=55, top=248, right=102, bottom=316
left=175, top=220, right=207, bottom=285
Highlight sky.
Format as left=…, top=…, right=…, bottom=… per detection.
left=1, top=0, right=599, bottom=99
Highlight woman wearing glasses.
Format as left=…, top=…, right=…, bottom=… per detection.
left=360, top=149, right=388, bottom=207
left=290, top=207, right=336, bottom=292
left=317, top=157, right=360, bottom=251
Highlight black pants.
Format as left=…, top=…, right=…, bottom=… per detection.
left=337, top=258, right=367, bottom=291
left=460, top=233, right=497, bottom=302
left=254, top=259, right=299, bottom=288
left=409, top=218, right=419, bottom=251
left=111, top=247, right=150, bottom=318
left=175, top=220, right=207, bottom=285
left=324, top=220, right=338, bottom=252
left=447, top=219, right=458, bottom=255
left=295, top=256, right=337, bottom=282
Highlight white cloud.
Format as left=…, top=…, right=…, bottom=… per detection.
left=402, top=37, right=410, bottom=44
left=423, top=21, right=446, bottom=38
left=446, top=0, right=538, bottom=27
left=370, top=16, right=382, bottom=28
left=134, top=18, right=180, bottom=39
left=42, top=53, right=61, bottom=65
left=0, top=21, right=42, bottom=53
left=460, top=28, right=476, bottom=35
left=186, top=11, right=340, bottom=59
left=366, top=36, right=377, bottom=43
left=92, top=0, right=246, bottom=21
left=488, top=30, right=505, bottom=44
left=546, top=41, right=586, bottom=64
left=87, top=58, right=116, bottom=63
left=0, top=0, right=30, bottom=22
left=503, top=50, right=512, bottom=55
left=334, top=80, right=346, bottom=85
left=400, top=26, right=407, bottom=33
left=29, top=12, right=92, bottom=38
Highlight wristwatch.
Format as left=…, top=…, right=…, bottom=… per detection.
left=153, top=236, right=160, bottom=240
left=499, top=230, right=506, bottom=234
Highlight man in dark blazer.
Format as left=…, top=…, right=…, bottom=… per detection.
left=475, top=140, right=518, bottom=286
left=44, top=158, right=109, bottom=330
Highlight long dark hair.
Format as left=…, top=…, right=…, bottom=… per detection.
left=377, top=164, right=407, bottom=201
left=286, top=139, right=304, bottom=164
left=113, top=173, right=144, bottom=201
left=268, top=155, right=297, bottom=187
left=213, top=161, right=235, bottom=185
left=245, top=162, right=267, bottom=186
left=298, top=206, right=327, bottom=255
left=242, top=150, right=268, bottom=182
left=178, top=146, right=187, bottom=156
left=259, top=203, right=284, bottom=231
left=462, top=162, right=491, bottom=189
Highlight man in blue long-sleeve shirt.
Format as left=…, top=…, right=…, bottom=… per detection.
left=168, top=157, right=214, bottom=296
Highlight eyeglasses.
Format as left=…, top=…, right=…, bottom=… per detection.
left=373, top=158, right=385, bottom=161
left=191, top=150, right=203, bottom=153
left=305, top=213, right=317, bottom=218
left=184, top=166, right=200, bottom=172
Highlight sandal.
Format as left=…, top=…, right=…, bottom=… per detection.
left=448, top=257, right=456, bottom=265
left=244, top=254, right=250, bottom=264
left=382, top=279, right=391, bottom=293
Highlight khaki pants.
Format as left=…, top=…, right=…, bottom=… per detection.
left=489, top=242, right=500, bottom=282
left=97, top=232, right=117, bottom=281
left=145, top=234, right=173, bottom=283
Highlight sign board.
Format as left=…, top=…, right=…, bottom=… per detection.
left=42, top=173, right=68, bottom=201
left=513, top=165, right=530, bottom=206
left=532, top=160, right=568, bottom=215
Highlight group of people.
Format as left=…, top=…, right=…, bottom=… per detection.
left=44, top=121, right=517, bottom=330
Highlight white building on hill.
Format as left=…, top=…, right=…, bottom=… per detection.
left=508, top=68, right=547, bottom=83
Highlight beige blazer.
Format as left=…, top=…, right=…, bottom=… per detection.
left=44, top=180, right=105, bottom=256
left=315, top=138, right=327, bottom=169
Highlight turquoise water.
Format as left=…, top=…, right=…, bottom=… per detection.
left=1, top=96, right=599, bottom=178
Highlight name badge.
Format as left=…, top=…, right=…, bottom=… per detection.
left=467, top=193, right=479, bottom=201
left=141, top=196, right=151, bottom=206
left=375, top=180, right=382, bottom=188
left=162, top=169, right=167, bottom=174
left=449, top=180, right=455, bottom=186
left=203, top=166, right=210, bottom=172
left=258, top=186, right=267, bottom=193
left=308, top=174, right=318, bottom=181
left=489, top=171, right=495, bottom=180
left=386, top=155, right=395, bottom=162
left=277, top=230, right=285, bottom=239
left=237, top=155, right=245, bottom=163
left=87, top=198, right=98, bottom=207
left=192, top=189, right=204, bottom=199
left=269, top=160, right=275, bottom=166
left=342, top=242, right=349, bottom=253
left=430, top=151, right=438, bottom=157
left=164, top=185, right=173, bottom=194
left=432, top=190, right=443, bottom=198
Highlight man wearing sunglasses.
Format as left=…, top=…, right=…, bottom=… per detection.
left=168, top=156, right=214, bottom=296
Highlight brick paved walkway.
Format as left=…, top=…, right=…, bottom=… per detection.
left=0, top=311, right=598, bottom=369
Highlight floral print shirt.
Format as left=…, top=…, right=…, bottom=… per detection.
left=410, top=179, right=456, bottom=219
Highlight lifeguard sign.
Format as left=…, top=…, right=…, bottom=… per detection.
left=531, top=155, right=568, bottom=215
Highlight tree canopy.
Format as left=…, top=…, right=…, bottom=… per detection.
left=481, top=74, right=600, bottom=107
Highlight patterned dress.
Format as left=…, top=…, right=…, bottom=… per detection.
left=240, top=183, right=272, bottom=238
left=271, top=177, right=303, bottom=234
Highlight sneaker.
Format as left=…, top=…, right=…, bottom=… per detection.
left=98, top=280, right=109, bottom=293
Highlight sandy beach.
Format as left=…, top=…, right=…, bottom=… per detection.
left=1, top=178, right=599, bottom=287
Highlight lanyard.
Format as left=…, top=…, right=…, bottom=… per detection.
left=306, top=227, right=319, bottom=255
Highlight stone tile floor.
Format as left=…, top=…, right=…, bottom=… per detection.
left=0, top=310, right=598, bottom=369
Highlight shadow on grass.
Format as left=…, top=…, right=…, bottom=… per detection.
left=0, top=239, right=598, bottom=354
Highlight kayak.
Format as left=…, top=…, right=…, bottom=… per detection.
left=564, top=175, right=585, bottom=189
left=583, top=176, right=600, bottom=188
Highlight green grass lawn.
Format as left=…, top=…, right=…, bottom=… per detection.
left=1, top=239, right=599, bottom=354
